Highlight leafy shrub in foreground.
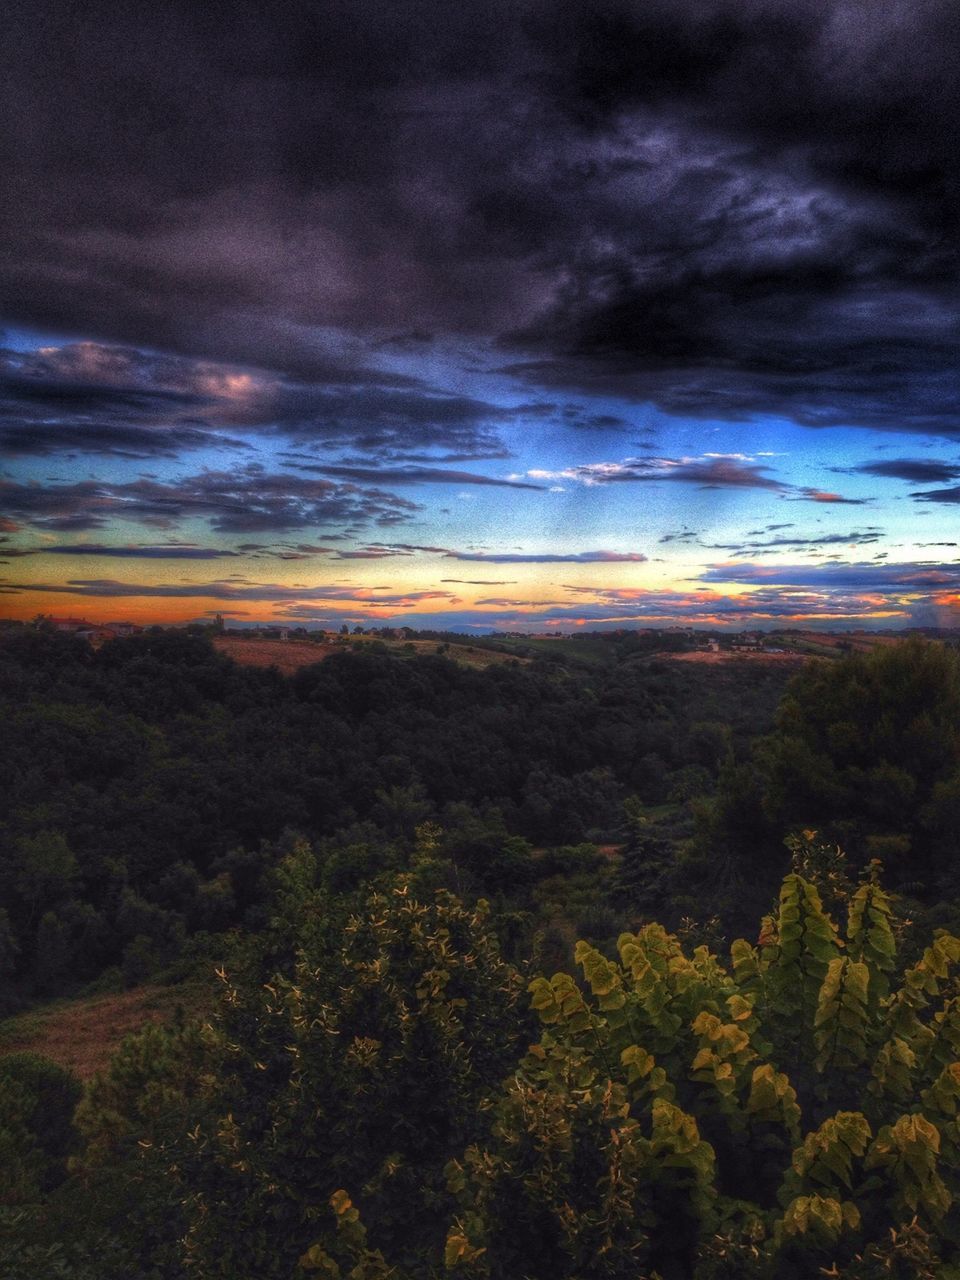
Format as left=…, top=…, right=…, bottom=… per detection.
left=172, top=870, right=530, bottom=1279
left=433, top=848, right=960, bottom=1278
left=310, top=842, right=960, bottom=1279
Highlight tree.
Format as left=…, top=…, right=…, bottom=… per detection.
left=33, top=911, right=72, bottom=995
left=433, top=846, right=960, bottom=1279
left=0, top=908, right=20, bottom=988
left=713, top=640, right=960, bottom=893
left=0, top=1054, right=82, bottom=1193
left=9, top=831, right=78, bottom=928
left=168, top=873, right=531, bottom=1279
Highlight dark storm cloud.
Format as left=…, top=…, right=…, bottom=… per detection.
left=0, top=466, right=419, bottom=533
left=854, top=459, right=960, bottom=484
left=0, top=374, right=206, bottom=415
left=911, top=487, right=960, bottom=505
left=0, top=420, right=251, bottom=459
left=257, top=385, right=531, bottom=457
left=499, top=3, right=960, bottom=433
left=0, top=346, right=252, bottom=456
left=3, top=0, right=960, bottom=437
left=41, top=542, right=242, bottom=559
left=0, top=341, right=520, bottom=460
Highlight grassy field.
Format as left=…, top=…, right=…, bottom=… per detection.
left=0, top=982, right=209, bottom=1080
left=470, top=634, right=618, bottom=665
left=214, top=633, right=529, bottom=672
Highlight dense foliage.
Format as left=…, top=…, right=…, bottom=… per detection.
left=7, top=844, right=960, bottom=1278
left=439, top=855, right=960, bottom=1278
left=0, top=623, right=788, bottom=1004
left=6, top=628, right=960, bottom=1277
left=704, top=639, right=960, bottom=907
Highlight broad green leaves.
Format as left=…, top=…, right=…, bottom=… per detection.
left=451, top=861, right=960, bottom=1277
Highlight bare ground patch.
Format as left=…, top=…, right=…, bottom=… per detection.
left=213, top=635, right=331, bottom=674
left=0, top=984, right=209, bottom=1080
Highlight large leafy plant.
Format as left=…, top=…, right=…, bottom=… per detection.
left=172, top=861, right=529, bottom=1280
left=431, top=843, right=960, bottom=1278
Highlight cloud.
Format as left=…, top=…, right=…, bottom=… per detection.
left=794, top=488, right=869, bottom=504
left=325, top=542, right=649, bottom=564
left=3, top=1, right=960, bottom=440
left=0, top=420, right=252, bottom=459
left=0, top=341, right=526, bottom=462
left=701, top=529, right=882, bottom=552
left=0, top=345, right=254, bottom=456
left=855, top=459, right=960, bottom=484
left=309, top=583, right=945, bottom=631
left=438, top=549, right=648, bottom=564
left=911, top=486, right=960, bottom=505
left=41, top=542, right=242, bottom=559
left=9, top=562, right=956, bottom=632
left=1, top=576, right=460, bottom=606
left=289, top=463, right=546, bottom=490
left=699, top=560, right=960, bottom=592
left=0, top=465, right=419, bottom=533
left=658, top=528, right=699, bottom=544
left=528, top=455, right=871, bottom=504
left=529, top=455, right=784, bottom=489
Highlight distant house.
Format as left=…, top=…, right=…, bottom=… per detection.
left=42, top=616, right=141, bottom=640
left=732, top=632, right=763, bottom=650
left=45, top=616, right=92, bottom=632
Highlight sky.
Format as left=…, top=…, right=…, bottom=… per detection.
left=2, top=0, right=960, bottom=633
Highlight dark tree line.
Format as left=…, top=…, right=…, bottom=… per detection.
left=0, top=625, right=790, bottom=1005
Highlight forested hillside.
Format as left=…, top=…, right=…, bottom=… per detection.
left=5, top=626, right=960, bottom=1277
left=0, top=622, right=789, bottom=1007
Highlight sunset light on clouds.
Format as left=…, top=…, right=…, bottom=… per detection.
left=3, top=2, right=960, bottom=632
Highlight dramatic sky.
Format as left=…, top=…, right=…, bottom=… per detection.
left=2, top=0, right=960, bottom=631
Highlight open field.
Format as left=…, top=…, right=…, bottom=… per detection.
left=783, top=630, right=905, bottom=654
left=476, top=634, right=619, bottom=665
left=0, top=983, right=208, bottom=1080
left=214, top=634, right=528, bottom=672
left=661, top=631, right=919, bottom=665
left=214, top=635, right=334, bottom=673
left=663, top=649, right=808, bottom=665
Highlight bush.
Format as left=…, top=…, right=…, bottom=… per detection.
left=435, top=845, right=960, bottom=1277
left=0, top=1053, right=81, bottom=1193
left=171, top=878, right=531, bottom=1278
